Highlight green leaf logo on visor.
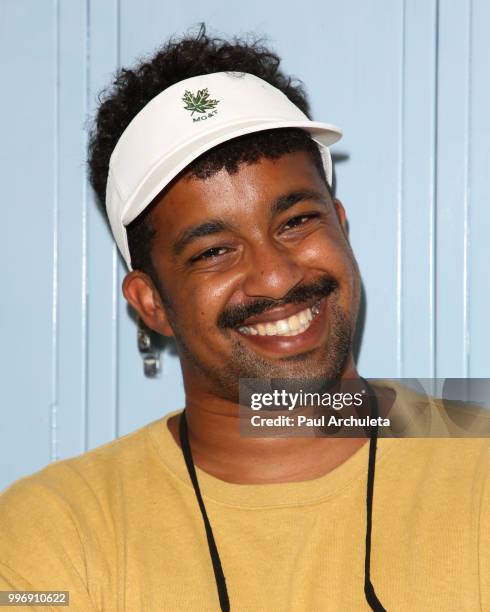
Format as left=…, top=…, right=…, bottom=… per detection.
left=182, top=88, right=220, bottom=122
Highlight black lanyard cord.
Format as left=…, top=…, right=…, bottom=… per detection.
left=179, top=412, right=230, bottom=612
left=361, top=378, right=387, bottom=612
left=179, top=380, right=386, bottom=612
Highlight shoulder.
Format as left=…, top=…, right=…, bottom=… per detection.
left=429, top=394, right=490, bottom=437
left=0, top=414, right=179, bottom=527
left=0, top=414, right=181, bottom=588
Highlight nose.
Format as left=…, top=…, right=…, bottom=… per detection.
left=241, top=241, right=304, bottom=300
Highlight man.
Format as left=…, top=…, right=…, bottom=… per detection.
left=1, top=27, right=489, bottom=611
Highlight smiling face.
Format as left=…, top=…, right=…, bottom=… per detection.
left=123, top=150, right=362, bottom=402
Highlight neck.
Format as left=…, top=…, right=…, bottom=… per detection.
left=167, top=365, right=392, bottom=485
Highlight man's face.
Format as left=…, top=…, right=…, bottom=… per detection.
left=125, top=151, right=361, bottom=401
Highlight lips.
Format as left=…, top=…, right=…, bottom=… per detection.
left=238, top=301, right=322, bottom=337
left=233, top=295, right=331, bottom=357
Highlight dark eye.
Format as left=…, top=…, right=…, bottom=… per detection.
left=190, top=246, right=229, bottom=263
left=282, top=213, right=319, bottom=231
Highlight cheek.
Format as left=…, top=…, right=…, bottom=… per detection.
left=170, top=278, right=232, bottom=337
left=299, top=231, right=355, bottom=277
left=300, top=233, right=360, bottom=309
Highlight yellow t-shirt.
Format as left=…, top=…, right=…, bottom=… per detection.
left=0, top=385, right=489, bottom=611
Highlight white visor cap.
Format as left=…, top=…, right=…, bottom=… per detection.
left=106, top=71, right=342, bottom=271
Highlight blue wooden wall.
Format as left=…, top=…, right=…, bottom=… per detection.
left=1, top=0, right=489, bottom=491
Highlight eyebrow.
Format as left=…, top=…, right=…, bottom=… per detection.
left=173, top=219, right=233, bottom=257
left=270, top=189, right=330, bottom=216
left=172, top=189, right=330, bottom=258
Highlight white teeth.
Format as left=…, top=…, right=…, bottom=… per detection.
left=265, top=323, right=276, bottom=336
left=275, top=319, right=289, bottom=334
left=238, top=300, right=323, bottom=337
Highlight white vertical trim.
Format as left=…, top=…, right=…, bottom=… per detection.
left=50, top=0, right=60, bottom=463
left=397, top=0, right=407, bottom=377
left=430, top=0, right=439, bottom=379
left=463, top=0, right=473, bottom=377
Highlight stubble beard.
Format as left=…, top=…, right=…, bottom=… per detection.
left=175, top=294, right=353, bottom=404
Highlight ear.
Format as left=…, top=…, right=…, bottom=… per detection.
left=122, top=271, right=174, bottom=337
left=333, top=198, right=349, bottom=238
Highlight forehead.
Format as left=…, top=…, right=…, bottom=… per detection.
left=150, top=150, right=329, bottom=236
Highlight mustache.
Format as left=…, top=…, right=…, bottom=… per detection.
left=217, top=275, right=339, bottom=329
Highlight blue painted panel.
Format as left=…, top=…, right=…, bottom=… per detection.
left=468, top=0, right=490, bottom=377
left=0, top=1, right=57, bottom=490
left=86, top=0, right=121, bottom=448
left=401, top=0, right=438, bottom=377
left=55, top=0, right=88, bottom=460
left=436, top=0, right=471, bottom=377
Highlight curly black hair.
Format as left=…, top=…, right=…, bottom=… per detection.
left=87, top=24, right=329, bottom=290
